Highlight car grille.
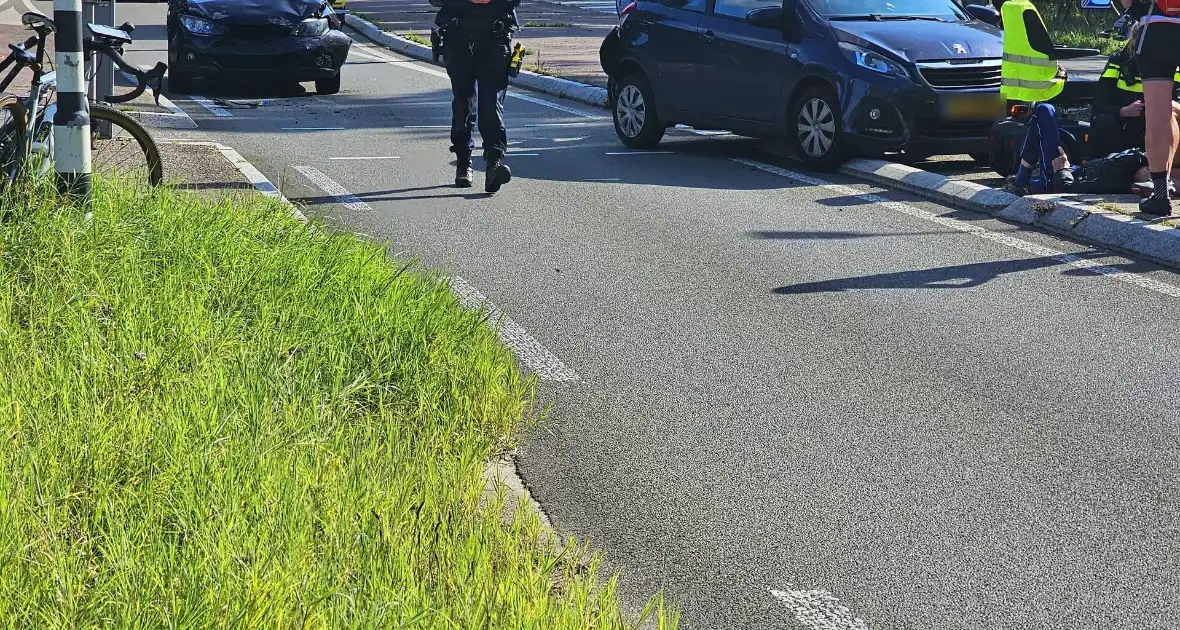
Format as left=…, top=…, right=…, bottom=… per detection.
left=918, top=61, right=1002, bottom=90
left=226, top=24, right=293, bottom=41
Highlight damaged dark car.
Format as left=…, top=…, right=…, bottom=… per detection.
left=167, top=0, right=351, bottom=95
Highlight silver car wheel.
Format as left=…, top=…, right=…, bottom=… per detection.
left=796, top=97, right=836, bottom=158
left=616, top=84, right=646, bottom=139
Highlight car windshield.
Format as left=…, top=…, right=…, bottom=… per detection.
left=807, top=0, right=968, bottom=21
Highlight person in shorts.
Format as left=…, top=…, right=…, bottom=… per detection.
left=1126, top=0, right=1180, bottom=215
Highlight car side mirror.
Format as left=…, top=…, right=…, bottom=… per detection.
left=747, top=6, right=784, bottom=29
left=964, top=4, right=1000, bottom=25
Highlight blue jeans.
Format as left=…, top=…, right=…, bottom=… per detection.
left=1018, top=103, right=1061, bottom=192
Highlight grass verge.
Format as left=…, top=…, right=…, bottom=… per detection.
left=0, top=181, right=678, bottom=629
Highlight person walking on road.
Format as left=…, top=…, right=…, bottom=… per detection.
left=431, top=0, right=519, bottom=193
left=1124, top=0, right=1180, bottom=216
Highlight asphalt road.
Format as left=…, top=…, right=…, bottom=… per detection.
left=31, top=3, right=1180, bottom=628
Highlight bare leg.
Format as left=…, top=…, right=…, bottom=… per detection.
left=1144, top=80, right=1178, bottom=173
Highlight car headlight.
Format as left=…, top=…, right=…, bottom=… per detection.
left=839, top=42, right=908, bottom=79
left=179, top=14, right=223, bottom=36
left=293, top=17, right=329, bottom=37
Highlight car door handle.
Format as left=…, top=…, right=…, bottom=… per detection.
left=701, top=29, right=715, bottom=41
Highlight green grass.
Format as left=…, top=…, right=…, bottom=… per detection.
left=400, top=32, right=433, bottom=47
left=1036, top=0, right=1122, bottom=55
left=0, top=181, right=678, bottom=629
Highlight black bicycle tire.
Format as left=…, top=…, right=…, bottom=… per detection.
left=0, top=93, right=28, bottom=191
left=88, top=101, right=163, bottom=186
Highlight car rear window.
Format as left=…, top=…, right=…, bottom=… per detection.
left=807, top=0, right=967, bottom=20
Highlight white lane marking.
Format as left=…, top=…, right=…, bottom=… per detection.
left=282, top=127, right=346, bottom=131
left=404, top=125, right=451, bottom=129
left=733, top=158, right=1180, bottom=299
left=348, top=40, right=606, bottom=119
left=675, top=124, right=731, bottom=137
left=508, top=90, right=605, bottom=119
left=504, top=153, right=539, bottom=157
left=525, top=122, right=600, bottom=128
left=293, top=165, right=373, bottom=214
left=189, top=95, right=233, bottom=118
left=554, top=137, right=586, bottom=142
left=449, top=277, right=578, bottom=382
left=329, top=156, right=401, bottom=160
left=770, top=588, right=870, bottom=630
left=606, top=151, right=674, bottom=156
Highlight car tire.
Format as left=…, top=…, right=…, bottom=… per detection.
left=790, top=85, right=845, bottom=171
left=612, top=73, right=664, bottom=149
left=316, top=73, right=342, bottom=95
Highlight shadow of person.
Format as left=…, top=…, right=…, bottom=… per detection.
left=773, top=255, right=1072, bottom=294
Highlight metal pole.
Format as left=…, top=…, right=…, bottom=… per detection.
left=96, top=0, right=114, bottom=106
left=83, top=1, right=96, bottom=103
left=53, top=0, right=92, bottom=201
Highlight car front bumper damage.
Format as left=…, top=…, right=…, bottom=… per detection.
left=171, top=29, right=351, bottom=81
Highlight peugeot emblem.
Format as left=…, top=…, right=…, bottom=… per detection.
left=952, top=43, right=968, bottom=55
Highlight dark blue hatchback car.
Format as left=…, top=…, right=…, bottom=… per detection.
left=600, top=0, right=1008, bottom=169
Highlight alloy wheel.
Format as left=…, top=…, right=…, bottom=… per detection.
left=616, top=85, right=646, bottom=139
left=797, top=97, right=836, bottom=158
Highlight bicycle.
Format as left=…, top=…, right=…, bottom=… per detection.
left=0, top=12, right=168, bottom=193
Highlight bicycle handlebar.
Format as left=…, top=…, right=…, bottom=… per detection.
left=84, top=37, right=168, bottom=105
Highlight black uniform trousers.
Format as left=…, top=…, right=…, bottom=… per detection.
left=444, top=25, right=511, bottom=162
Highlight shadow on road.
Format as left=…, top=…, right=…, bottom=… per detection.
left=290, top=184, right=489, bottom=205
left=772, top=253, right=1154, bottom=293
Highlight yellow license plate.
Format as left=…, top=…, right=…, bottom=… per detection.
left=942, top=94, right=1005, bottom=121
left=332, top=0, right=347, bottom=7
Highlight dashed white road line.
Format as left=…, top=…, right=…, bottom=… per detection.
left=189, top=94, right=233, bottom=118
left=733, top=157, right=1180, bottom=299
left=554, top=137, right=586, bottom=142
left=449, top=277, right=579, bottom=382
left=770, top=588, right=871, bottom=630
left=293, top=165, right=373, bottom=213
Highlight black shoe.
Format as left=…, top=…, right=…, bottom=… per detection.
left=455, top=160, right=474, bottom=188
left=1002, top=178, right=1030, bottom=197
left=1139, top=194, right=1173, bottom=217
left=485, top=158, right=511, bottom=194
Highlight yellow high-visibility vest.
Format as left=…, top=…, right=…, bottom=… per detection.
left=1101, top=58, right=1180, bottom=94
left=1000, top=0, right=1064, bottom=102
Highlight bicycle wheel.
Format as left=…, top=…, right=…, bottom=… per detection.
left=88, top=101, right=163, bottom=187
left=0, top=94, right=28, bottom=191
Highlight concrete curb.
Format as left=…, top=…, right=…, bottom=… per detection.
left=346, top=15, right=610, bottom=110
left=840, top=158, right=1018, bottom=214
left=842, top=157, right=1180, bottom=269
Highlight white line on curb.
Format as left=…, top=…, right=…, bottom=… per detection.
left=733, top=158, right=1180, bottom=299
left=293, top=165, right=373, bottom=213
left=449, top=277, right=579, bottom=382
left=770, top=588, right=871, bottom=630
left=189, top=95, right=233, bottom=118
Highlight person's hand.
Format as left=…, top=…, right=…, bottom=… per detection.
left=1121, top=100, right=1145, bottom=117
left=1052, top=147, right=1070, bottom=173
